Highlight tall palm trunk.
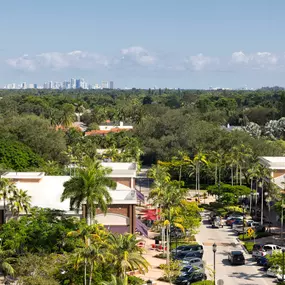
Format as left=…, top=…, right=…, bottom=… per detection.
left=249, top=178, right=253, bottom=215
left=261, top=180, right=264, bottom=225
left=166, top=224, right=170, bottom=266
left=198, top=163, right=200, bottom=198
left=239, top=166, right=242, bottom=185
left=255, top=179, right=258, bottom=213
left=84, top=258, right=87, bottom=285
left=215, top=165, right=218, bottom=185
left=179, top=165, right=182, bottom=188
left=236, top=165, right=239, bottom=185
left=195, top=164, right=198, bottom=195
left=89, top=262, right=94, bottom=285
left=3, top=197, right=6, bottom=223
left=231, top=166, right=234, bottom=186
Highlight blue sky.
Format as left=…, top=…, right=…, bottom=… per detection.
left=0, top=0, right=284, bottom=89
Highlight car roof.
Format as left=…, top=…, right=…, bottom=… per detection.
left=230, top=251, right=243, bottom=255
left=264, top=244, right=277, bottom=246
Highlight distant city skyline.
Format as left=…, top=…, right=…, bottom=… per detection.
left=1, top=1, right=285, bottom=88
left=4, top=79, right=114, bottom=90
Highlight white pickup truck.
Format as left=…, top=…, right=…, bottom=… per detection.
left=252, top=244, right=283, bottom=259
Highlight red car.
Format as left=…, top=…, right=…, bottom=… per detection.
left=226, top=218, right=242, bottom=226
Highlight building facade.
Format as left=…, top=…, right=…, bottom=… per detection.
left=259, top=156, right=285, bottom=188
left=1, top=162, right=145, bottom=235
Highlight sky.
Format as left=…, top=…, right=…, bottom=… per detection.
left=0, top=0, right=285, bottom=89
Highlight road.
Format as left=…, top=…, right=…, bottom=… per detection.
left=196, top=211, right=276, bottom=285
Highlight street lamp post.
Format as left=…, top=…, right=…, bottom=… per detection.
left=213, top=243, right=217, bottom=284
left=242, top=204, right=245, bottom=241
left=282, top=248, right=285, bottom=284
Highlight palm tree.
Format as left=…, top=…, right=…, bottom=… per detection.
left=0, top=178, right=13, bottom=223
left=108, top=233, right=149, bottom=277
left=247, top=162, right=261, bottom=214
left=148, top=165, right=171, bottom=220
left=61, top=103, right=76, bottom=128
left=8, top=188, right=31, bottom=219
left=70, top=224, right=110, bottom=285
left=225, top=152, right=236, bottom=186
left=208, top=150, right=223, bottom=185
left=190, top=151, right=208, bottom=197
left=158, top=151, right=191, bottom=186
left=101, top=275, right=128, bottom=285
left=103, top=146, right=121, bottom=162
left=61, top=158, right=116, bottom=225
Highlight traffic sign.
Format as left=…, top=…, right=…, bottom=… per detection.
left=247, top=227, right=254, bottom=236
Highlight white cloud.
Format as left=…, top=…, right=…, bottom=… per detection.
left=231, top=51, right=249, bottom=64
left=185, top=53, right=219, bottom=71
left=5, top=48, right=284, bottom=73
left=6, top=50, right=109, bottom=71
left=231, top=51, right=278, bottom=68
left=120, top=46, right=156, bottom=65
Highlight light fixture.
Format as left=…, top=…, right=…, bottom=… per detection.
left=212, top=243, right=217, bottom=253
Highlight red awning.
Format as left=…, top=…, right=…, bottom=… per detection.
left=140, top=209, right=160, bottom=221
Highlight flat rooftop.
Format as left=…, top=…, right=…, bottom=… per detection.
left=259, top=156, right=285, bottom=169
left=1, top=172, right=45, bottom=179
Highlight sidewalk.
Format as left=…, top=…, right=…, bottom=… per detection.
left=138, top=231, right=170, bottom=284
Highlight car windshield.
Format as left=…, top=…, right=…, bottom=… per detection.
left=181, top=267, right=192, bottom=272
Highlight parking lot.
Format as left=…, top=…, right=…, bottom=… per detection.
left=197, top=211, right=276, bottom=285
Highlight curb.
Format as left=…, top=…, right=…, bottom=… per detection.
left=237, top=238, right=249, bottom=254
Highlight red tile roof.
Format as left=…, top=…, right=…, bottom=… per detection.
left=85, top=128, right=129, bottom=136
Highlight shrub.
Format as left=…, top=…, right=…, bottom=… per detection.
left=161, top=260, right=181, bottom=282
left=243, top=241, right=254, bottom=253
left=239, top=231, right=272, bottom=241
left=128, top=276, right=145, bottom=285
left=170, top=240, right=198, bottom=250
left=192, top=281, right=214, bottom=285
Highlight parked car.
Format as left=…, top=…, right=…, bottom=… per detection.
left=172, top=244, right=204, bottom=260
left=228, top=251, right=245, bottom=265
left=256, top=256, right=269, bottom=269
left=175, top=267, right=206, bottom=285
left=174, top=251, right=200, bottom=260
left=267, top=265, right=281, bottom=277
left=181, top=257, right=204, bottom=268
left=226, top=217, right=243, bottom=226
left=171, top=245, right=189, bottom=255
left=212, top=217, right=223, bottom=228
left=263, top=244, right=282, bottom=254
left=276, top=273, right=285, bottom=283
left=232, top=219, right=245, bottom=229
left=252, top=244, right=266, bottom=259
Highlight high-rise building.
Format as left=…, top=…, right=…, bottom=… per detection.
left=48, top=81, right=53, bottom=89
left=28, top=83, right=34, bottom=89
left=109, top=81, right=114, bottom=89
left=43, top=82, right=48, bottom=89
left=76, top=78, right=85, bottom=89
left=34, top=84, right=38, bottom=89
left=102, top=81, right=108, bottom=89
left=22, top=82, right=27, bottom=89
left=71, top=78, right=76, bottom=89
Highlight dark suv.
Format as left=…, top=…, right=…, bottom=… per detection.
left=228, top=251, right=245, bottom=265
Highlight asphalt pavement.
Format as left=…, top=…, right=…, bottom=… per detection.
left=197, top=211, right=276, bottom=285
